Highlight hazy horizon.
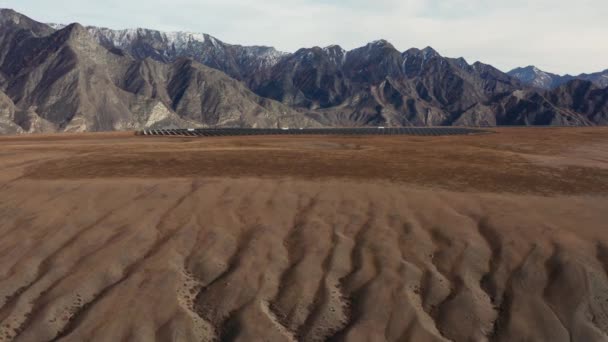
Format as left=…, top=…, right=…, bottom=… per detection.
left=1, top=0, right=606, bottom=75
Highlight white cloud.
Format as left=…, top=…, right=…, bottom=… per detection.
left=1, top=0, right=606, bottom=74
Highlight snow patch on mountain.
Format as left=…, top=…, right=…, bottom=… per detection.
left=323, top=45, right=347, bottom=65
left=47, top=23, right=65, bottom=30
left=46, top=22, right=289, bottom=75
left=508, top=65, right=558, bottom=89
left=86, top=27, right=211, bottom=51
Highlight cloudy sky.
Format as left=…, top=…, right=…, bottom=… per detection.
left=2, top=0, right=606, bottom=75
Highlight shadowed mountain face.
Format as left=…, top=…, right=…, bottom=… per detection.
left=545, top=80, right=608, bottom=125
left=0, top=8, right=607, bottom=132
left=249, top=42, right=607, bottom=127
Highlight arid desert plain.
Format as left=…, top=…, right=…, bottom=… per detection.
left=1, top=127, right=608, bottom=342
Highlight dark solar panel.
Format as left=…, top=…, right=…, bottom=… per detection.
left=139, top=127, right=491, bottom=137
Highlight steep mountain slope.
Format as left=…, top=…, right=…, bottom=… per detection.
left=0, top=90, right=55, bottom=134
left=509, top=65, right=608, bottom=90
left=0, top=8, right=54, bottom=88
left=0, top=10, right=62, bottom=134
left=460, top=80, right=608, bottom=126
left=119, top=57, right=314, bottom=128
left=546, top=80, right=608, bottom=125
left=0, top=90, right=22, bottom=134
left=486, top=90, right=592, bottom=126
left=0, top=8, right=53, bottom=44
left=0, top=11, right=317, bottom=132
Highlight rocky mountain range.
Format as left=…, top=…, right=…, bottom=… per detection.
left=0, top=8, right=607, bottom=133
left=508, top=65, right=608, bottom=90
left=0, top=9, right=315, bottom=134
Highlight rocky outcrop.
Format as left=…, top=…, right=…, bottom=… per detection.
left=0, top=90, right=22, bottom=134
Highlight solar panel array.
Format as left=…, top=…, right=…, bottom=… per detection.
left=137, top=127, right=490, bottom=137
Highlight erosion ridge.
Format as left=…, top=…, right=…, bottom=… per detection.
left=0, top=128, right=607, bottom=341
left=1, top=178, right=608, bottom=341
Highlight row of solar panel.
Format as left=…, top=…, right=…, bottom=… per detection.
left=137, top=127, right=489, bottom=137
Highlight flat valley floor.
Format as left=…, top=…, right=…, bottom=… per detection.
left=1, top=128, right=608, bottom=342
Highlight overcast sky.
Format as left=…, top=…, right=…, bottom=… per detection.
left=2, top=0, right=606, bottom=75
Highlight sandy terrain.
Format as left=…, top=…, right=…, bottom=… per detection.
left=0, top=127, right=607, bottom=342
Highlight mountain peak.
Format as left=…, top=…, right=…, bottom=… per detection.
left=402, top=47, right=440, bottom=58
left=324, top=44, right=344, bottom=51
left=56, top=23, right=89, bottom=40
left=47, top=23, right=66, bottom=30
left=65, top=22, right=86, bottom=31
left=421, top=47, right=440, bottom=61
left=0, top=8, right=20, bottom=20
left=0, top=8, right=17, bottom=15
left=447, top=57, right=471, bottom=71
left=403, top=47, right=421, bottom=55
left=510, top=65, right=551, bottom=75
left=518, top=65, right=543, bottom=73
left=371, top=39, right=389, bottom=44
left=0, top=8, right=54, bottom=36
left=507, top=65, right=560, bottom=89
left=48, top=22, right=120, bottom=62
left=366, top=39, right=395, bottom=49
left=323, top=44, right=346, bottom=56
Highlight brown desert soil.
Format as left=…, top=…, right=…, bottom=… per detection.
left=0, top=127, right=607, bottom=341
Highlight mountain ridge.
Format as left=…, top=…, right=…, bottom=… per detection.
left=46, top=17, right=608, bottom=90
left=0, top=10, right=318, bottom=133
left=0, top=8, right=607, bottom=133
left=508, top=65, right=608, bottom=90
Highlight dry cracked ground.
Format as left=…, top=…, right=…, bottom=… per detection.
left=0, top=127, right=608, bottom=342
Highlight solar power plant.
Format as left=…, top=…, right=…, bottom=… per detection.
left=137, top=127, right=491, bottom=137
